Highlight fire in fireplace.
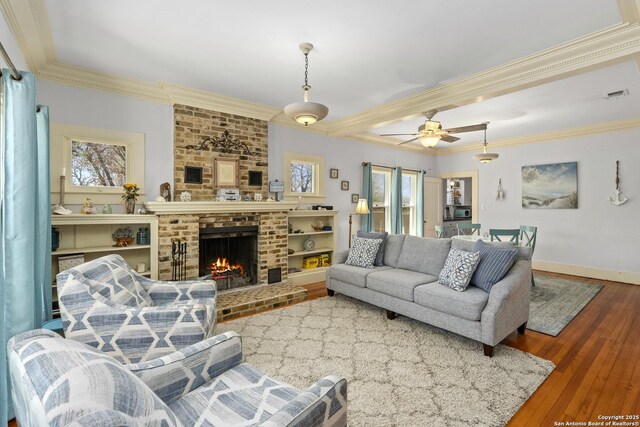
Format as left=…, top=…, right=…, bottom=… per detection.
left=199, top=225, right=258, bottom=290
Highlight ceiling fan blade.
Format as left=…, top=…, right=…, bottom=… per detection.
left=441, top=135, right=460, bottom=143
left=397, top=136, right=420, bottom=146
left=380, top=133, right=420, bottom=137
left=443, top=123, right=488, bottom=134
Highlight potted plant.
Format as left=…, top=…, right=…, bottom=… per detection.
left=122, top=183, right=140, bottom=214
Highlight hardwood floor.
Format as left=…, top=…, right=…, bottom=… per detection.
left=7, top=272, right=638, bottom=426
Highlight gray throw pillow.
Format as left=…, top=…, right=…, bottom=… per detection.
left=439, top=248, right=481, bottom=292
left=470, top=240, right=518, bottom=292
left=357, top=231, right=388, bottom=266
left=345, top=236, right=383, bottom=269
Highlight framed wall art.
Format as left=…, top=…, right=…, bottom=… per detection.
left=341, top=180, right=349, bottom=191
left=351, top=193, right=359, bottom=203
left=521, top=161, right=578, bottom=209
left=214, top=158, right=239, bottom=188
left=330, top=168, right=339, bottom=179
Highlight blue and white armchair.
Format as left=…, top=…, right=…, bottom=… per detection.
left=56, top=254, right=216, bottom=364
left=8, top=329, right=348, bottom=427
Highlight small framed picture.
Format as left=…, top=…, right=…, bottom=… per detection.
left=341, top=180, right=349, bottom=191
left=329, top=168, right=339, bottom=179
left=213, top=158, right=239, bottom=188
left=351, top=193, right=359, bottom=203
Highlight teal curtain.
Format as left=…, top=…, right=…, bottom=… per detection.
left=416, top=170, right=425, bottom=237
left=360, top=162, right=373, bottom=232
left=0, top=70, right=51, bottom=424
left=390, top=166, right=403, bottom=234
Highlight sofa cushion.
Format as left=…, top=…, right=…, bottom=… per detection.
left=414, top=282, right=490, bottom=321
left=396, top=236, right=452, bottom=276
left=357, top=230, right=388, bottom=266
left=366, top=268, right=438, bottom=302
left=345, top=236, right=383, bottom=268
left=438, top=249, right=481, bottom=292
left=383, top=234, right=407, bottom=267
left=470, top=240, right=518, bottom=292
left=452, top=238, right=532, bottom=261
left=330, top=264, right=392, bottom=288
left=170, top=363, right=300, bottom=426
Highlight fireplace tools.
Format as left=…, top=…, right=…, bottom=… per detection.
left=171, top=241, right=187, bottom=281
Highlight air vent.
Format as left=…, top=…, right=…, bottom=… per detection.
left=603, top=89, right=629, bottom=100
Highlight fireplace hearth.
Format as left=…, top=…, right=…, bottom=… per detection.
left=199, top=225, right=258, bottom=290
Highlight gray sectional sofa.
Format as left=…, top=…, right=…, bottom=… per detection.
left=326, top=235, right=533, bottom=356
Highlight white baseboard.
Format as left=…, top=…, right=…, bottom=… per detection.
left=533, top=260, right=640, bottom=286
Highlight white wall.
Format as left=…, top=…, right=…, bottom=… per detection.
left=435, top=130, right=640, bottom=279
left=35, top=80, right=174, bottom=203
left=269, top=124, right=435, bottom=251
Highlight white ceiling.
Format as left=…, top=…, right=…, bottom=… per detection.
left=44, top=0, right=625, bottom=128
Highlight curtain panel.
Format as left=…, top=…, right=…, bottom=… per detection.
left=0, top=70, right=51, bottom=424
left=416, top=170, right=425, bottom=237
left=360, top=162, right=374, bottom=232
left=390, top=166, right=403, bottom=235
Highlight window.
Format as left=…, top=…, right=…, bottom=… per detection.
left=71, top=140, right=127, bottom=187
left=290, top=161, right=315, bottom=193
left=50, top=123, right=145, bottom=205
left=284, top=152, right=325, bottom=199
left=372, top=167, right=391, bottom=233
left=402, top=171, right=418, bottom=235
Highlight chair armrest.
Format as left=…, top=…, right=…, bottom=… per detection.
left=258, top=375, right=347, bottom=427
left=61, top=299, right=216, bottom=364
left=137, top=276, right=216, bottom=305
left=125, top=331, right=243, bottom=405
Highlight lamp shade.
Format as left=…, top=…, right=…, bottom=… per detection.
left=284, top=101, right=329, bottom=126
left=355, top=199, right=370, bottom=214
left=473, top=152, right=499, bottom=163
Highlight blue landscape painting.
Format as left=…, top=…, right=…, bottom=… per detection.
left=522, top=162, right=578, bottom=209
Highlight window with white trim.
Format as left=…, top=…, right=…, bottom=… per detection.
left=371, top=167, right=391, bottom=233
left=284, top=152, right=325, bottom=198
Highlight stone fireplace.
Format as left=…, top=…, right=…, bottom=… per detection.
left=149, top=202, right=297, bottom=287
left=199, top=225, right=258, bottom=289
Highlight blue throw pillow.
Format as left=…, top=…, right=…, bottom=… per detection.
left=357, top=231, right=388, bottom=266
left=470, top=240, right=518, bottom=292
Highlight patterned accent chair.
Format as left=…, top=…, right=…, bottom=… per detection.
left=8, top=329, right=348, bottom=427
left=57, top=254, right=216, bottom=364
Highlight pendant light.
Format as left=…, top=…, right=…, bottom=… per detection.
left=473, top=128, right=499, bottom=163
left=284, top=43, right=329, bottom=126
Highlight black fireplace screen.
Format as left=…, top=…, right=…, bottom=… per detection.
left=199, top=226, right=258, bottom=290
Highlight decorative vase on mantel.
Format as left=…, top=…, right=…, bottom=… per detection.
left=125, top=199, right=136, bottom=214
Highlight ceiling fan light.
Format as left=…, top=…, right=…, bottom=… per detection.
left=419, top=135, right=441, bottom=148
left=284, top=101, right=328, bottom=126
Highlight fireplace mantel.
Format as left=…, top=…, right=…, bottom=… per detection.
left=144, top=200, right=298, bottom=215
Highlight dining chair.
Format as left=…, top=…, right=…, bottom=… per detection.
left=435, top=224, right=445, bottom=238
left=520, top=225, right=538, bottom=286
left=489, top=228, right=520, bottom=244
left=456, top=223, right=481, bottom=236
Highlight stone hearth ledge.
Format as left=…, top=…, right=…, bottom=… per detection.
left=144, top=201, right=299, bottom=214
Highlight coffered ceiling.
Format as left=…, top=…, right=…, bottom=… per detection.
left=2, top=0, right=640, bottom=152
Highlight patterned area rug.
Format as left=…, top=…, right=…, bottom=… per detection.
left=528, top=275, right=603, bottom=336
left=218, top=295, right=554, bottom=426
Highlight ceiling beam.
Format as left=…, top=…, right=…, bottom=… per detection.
left=327, top=23, right=640, bottom=137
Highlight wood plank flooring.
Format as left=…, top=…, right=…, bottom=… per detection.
left=8, top=271, right=639, bottom=427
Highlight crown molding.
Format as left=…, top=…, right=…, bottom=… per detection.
left=327, top=23, right=640, bottom=137
left=0, top=0, right=54, bottom=71
left=434, top=117, right=640, bottom=156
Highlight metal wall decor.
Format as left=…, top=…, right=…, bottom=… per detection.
left=609, top=160, right=628, bottom=206
left=185, top=130, right=254, bottom=155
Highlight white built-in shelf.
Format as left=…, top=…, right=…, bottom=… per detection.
left=288, top=247, right=333, bottom=257
left=288, top=231, right=333, bottom=237
left=53, top=244, right=152, bottom=256
left=289, top=266, right=330, bottom=277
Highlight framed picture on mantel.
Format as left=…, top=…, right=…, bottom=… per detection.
left=214, top=158, right=239, bottom=188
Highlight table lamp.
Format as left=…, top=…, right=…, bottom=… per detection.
left=349, top=198, right=370, bottom=248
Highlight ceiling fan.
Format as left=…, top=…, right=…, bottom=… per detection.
left=380, top=110, right=488, bottom=148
